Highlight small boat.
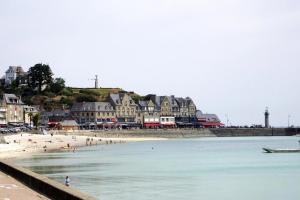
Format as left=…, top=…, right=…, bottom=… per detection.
left=263, top=148, right=300, bottom=153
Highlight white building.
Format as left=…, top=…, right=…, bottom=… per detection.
left=5, top=66, right=26, bottom=86
left=24, top=105, right=39, bottom=126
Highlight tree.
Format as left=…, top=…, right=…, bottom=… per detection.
left=32, top=113, right=40, bottom=129
left=50, top=78, right=65, bottom=94
left=28, top=63, right=53, bottom=93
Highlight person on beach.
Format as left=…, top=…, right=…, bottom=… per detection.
left=65, top=176, right=70, bottom=186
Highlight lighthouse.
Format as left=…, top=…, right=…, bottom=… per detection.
left=264, top=107, right=270, bottom=128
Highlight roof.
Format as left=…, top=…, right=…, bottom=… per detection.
left=23, top=105, right=39, bottom=112
left=109, top=93, right=121, bottom=105
left=41, top=109, right=70, bottom=117
left=196, top=110, right=203, bottom=116
left=196, top=111, right=221, bottom=122
left=71, top=102, right=114, bottom=112
left=59, top=120, right=79, bottom=127
left=3, top=93, right=24, bottom=105
left=138, top=100, right=148, bottom=107
left=109, top=93, right=135, bottom=106
left=5, top=66, right=25, bottom=74
left=95, top=102, right=114, bottom=111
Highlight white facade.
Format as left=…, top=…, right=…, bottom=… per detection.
left=0, top=107, right=6, bottom=125
left=144, top=116, right=160, bottom=123
left=160, top=116, right=176, bottom=126
left=5, top=67, right=17, bottom=85
left=5, top=66, right=25, bottom=86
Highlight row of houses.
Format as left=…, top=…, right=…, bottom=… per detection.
left=0, top=94, right=38, bottom=127
left=69, top=93, right=198, bottom=128
left=57, top=93, right=222, bottom=129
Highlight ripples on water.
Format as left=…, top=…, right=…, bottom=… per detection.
left=17, top=136, right=300, bottom=200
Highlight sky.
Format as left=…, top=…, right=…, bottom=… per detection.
left=0, top=0, right=299, bottom=127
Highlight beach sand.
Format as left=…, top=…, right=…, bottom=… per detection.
left=0, top=132, right=166, bottom=159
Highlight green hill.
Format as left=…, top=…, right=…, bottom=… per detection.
left=27, top=87, right=142, bottom=111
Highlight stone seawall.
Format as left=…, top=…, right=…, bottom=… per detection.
left=54, top=129, right=216, bottom=138
left=0, top=161, right=96, bottom=200
left=53, top=128, right=299, bottom=138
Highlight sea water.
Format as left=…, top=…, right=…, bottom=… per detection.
left=16, top=136, right=300, bottom=200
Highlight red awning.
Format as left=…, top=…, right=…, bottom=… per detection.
left=200, top=122, right=224, bottom=127
left=144, top=123, right=160, bottom=127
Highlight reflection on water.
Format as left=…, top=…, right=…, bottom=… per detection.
left=16, top=136, right=300, bottom=200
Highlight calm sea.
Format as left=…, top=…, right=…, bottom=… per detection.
left=16, top=136, right=300, bottom=200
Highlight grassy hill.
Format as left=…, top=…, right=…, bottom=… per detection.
left=27, top=87, right=142, bottom=111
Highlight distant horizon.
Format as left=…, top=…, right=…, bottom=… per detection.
left=1, top=0, right=299, bottom=127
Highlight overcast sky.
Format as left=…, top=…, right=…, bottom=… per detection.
left=0, top=0, right=299, bottom=127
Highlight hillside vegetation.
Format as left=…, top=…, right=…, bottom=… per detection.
left=28, top=87, right=143, bottom=111
left=1, top=63, right=143, bottom=111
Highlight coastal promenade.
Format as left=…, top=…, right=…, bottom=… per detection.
left=0, top=161, right=97, bottom=200
left=0, top=170, right=48, bottom=200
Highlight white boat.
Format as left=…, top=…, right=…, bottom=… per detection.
left=263, top=148, right=300, bottom=153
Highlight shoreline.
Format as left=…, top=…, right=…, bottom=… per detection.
left=1, top=127, right=298, bottom=160
left=0, top=132, right=167, bottom=160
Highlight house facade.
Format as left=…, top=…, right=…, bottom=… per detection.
left=109, top=93, right=136, bottom=123
left=160, top=96, right=172, bottom=116
left=41, top=109, right=70, bottom=127
left=71, top=102, right=116, bottom=126
left=137, top=100, right=160, bottom=127
left=0, top=105, right=6, bottom=126
left=23, top=105, right=39, bottom=126
left=2, top=94, right=24, bottom=125
left=187, top=98, right=197, bottom=117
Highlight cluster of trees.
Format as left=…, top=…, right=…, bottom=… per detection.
left=27, top=63, right=66, bottom=94
left=4, top=63, right=67, bottom=96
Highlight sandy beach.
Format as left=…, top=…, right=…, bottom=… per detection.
left=0, top=132, right=166, bottom=159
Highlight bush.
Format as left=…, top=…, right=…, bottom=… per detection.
left=59, top=88, right=73, bottom=96
left=76, top=94, right=97, bottom=102
left=79, top=89, right=99, bottom=96
left=60, top=97, right=73, bottom=107
left=43, top=91, right=56, bottom=97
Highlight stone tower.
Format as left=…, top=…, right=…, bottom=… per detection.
left=264, top=107, right=270, bottom=128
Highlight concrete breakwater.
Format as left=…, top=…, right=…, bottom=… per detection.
left=211, top=128, right=299, bottom=137
left=0, top=161, right=96, bottom=200
left=53, top=128, right=299, bottom=138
